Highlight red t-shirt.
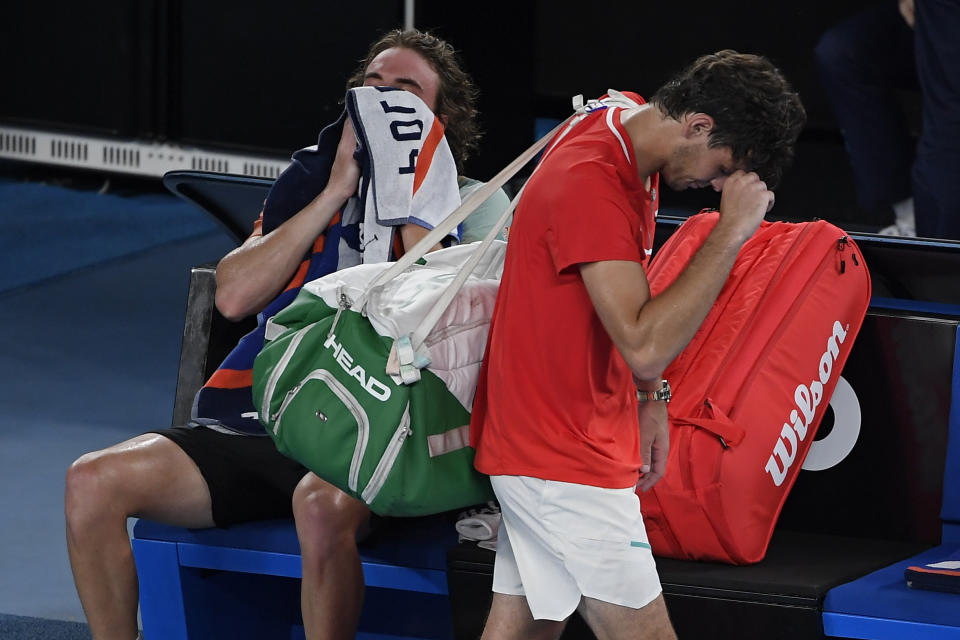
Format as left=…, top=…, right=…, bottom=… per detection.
left=470, top=94, right=659, bottom=489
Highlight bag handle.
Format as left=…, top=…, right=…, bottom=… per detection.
left=356, top=88, right=642, bottom=312
left=408, top=181, right=528, bottom=351
left=378, top=153, right=544, bottom=384
left=672, top=399, right=746, bottom=448
left=405, top=90, right=645, bottom=351
left=353, top=115, right=572, bottom=312
left=368, top=119, right=572, bottom=385
left=381, top=91, right=643, bottom=382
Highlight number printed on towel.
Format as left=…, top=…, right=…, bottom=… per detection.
left=376, top=92, right=426, bottom=174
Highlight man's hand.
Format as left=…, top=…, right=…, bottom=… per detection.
left=636, top=401, right=669, bottom=492
left=899, top=0, right=915, bottom=28
left=214, top=118, right=362, bottom=320
left=716, top=170, right=773, bottom=243
left=327, top=118, right=362, bottom=203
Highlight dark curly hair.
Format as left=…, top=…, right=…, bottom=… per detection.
left=346, top=29, right=480, bottom=172
left=651, top=50, right=806, bottom=189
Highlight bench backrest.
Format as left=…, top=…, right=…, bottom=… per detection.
left=167, top=175, right=960, bottom=547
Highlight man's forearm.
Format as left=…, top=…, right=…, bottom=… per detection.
left=214, top=188, right=349, bottom=320
left=215, top=115, right=361, bottom=321
left=585, top=171, right=771, bottom=382
left=582, top=218, right=753, bottom=383
left=628, top=221, right=748, bottom=377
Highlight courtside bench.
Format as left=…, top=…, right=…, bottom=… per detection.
left=132, top=515, right=458, bottom=639
left=820, top=323, right=960, bottom=640
left=446, top=233, right=960, bottom=638
left=132, top=173, right=960, bottom=639
left=446, top=307, right=960, bottom=640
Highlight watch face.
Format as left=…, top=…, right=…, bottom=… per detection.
left=637, top=380, right=670, bottom=402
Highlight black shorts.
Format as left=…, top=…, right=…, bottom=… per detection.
left=150, top=426, right=309, bottom=528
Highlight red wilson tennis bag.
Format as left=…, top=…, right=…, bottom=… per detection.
left=639, top=210, right=871, bottom=564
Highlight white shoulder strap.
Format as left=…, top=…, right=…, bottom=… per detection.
left=353, top=115, right=573, bottom=312
left=359, top=89, right=639, bottom=303
left=368, top=95, right=615, bottom=384
left=408, top=179, right=528, bottom=352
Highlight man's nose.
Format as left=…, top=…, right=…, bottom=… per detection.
left=711, top=176, right=728, bottom=192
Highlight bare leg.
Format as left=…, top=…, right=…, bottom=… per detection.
left=480, top=592, right=567, bottom=640
left=293, top=473, right=372, bottom=640
left=65, top=434, right=215, bottom=640
left=577, top=594, right=676, bottom=640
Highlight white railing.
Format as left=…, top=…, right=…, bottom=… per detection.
left=0, top=124, right=289, bottom=179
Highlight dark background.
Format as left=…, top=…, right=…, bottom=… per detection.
left=1, top=0, right=912, bottom=229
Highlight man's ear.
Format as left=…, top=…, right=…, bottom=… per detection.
left=683, top=113, right=715, bottom=139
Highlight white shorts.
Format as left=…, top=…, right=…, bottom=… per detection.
left=490, top=475, right=662, bottom=621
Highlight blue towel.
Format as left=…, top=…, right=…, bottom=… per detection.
left=905, top=547, right=960, bottom=594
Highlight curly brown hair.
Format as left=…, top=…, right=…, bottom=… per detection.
left=651, top=50, right=806, bottom=189
left=346, top=29, right=480, bottom=172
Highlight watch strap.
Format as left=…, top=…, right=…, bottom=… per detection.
left=636, top=379, right=671, bottom=402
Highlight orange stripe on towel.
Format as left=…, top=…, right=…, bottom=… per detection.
left=206, top=368, right=253, bottom=389
left=412, top=119, right=445, bottom=197
left=283, top=260, right=311, bottom=293
left=280, top=211, right=339, bottom=294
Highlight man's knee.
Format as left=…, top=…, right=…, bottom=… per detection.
left=65, top=449, right=129, bottom=531
left=578, top=594, right=676, bottom=640
left=66, top=434, right=198, bottom=530
left=482, top=593, right=567, bottom=640
left=292, top=474, right=370, bottom=549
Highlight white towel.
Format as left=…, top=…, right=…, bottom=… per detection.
left=347, top=86, right=461, bottom=265
left=456, top=501, right=501, bottom=551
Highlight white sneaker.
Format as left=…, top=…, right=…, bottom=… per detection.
left=885, top=198, right=917, bottom=237
left=878, top=221, right=916, bottom=237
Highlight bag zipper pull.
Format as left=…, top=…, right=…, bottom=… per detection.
left=837, top=236, right=848, bottom=274
left=328, top=289, right=352, bottom=338
left=272, top=383, right=302, bottom=422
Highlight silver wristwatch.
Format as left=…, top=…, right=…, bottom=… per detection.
left=636, top=379, right=671, bottom=403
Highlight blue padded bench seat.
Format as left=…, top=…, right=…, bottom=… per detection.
left=132, top=515, right=460, bottom=640
left=133, top=515, right=455, bottom=589
left=823, top=543, right=960, bottom=639
left=822, top=323, right=960, bottom=640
